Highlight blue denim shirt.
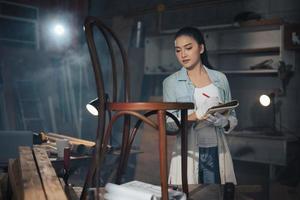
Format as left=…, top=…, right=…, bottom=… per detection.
left=163, top=66, right=238, bottom=184
left=163, top=66, right=236, bottom=121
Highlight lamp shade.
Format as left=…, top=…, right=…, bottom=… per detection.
left=259, top=94, right=271, bottom=107
left=86, top=98, right=99, bottom=116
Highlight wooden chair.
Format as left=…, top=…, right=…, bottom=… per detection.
left=80, top=16, right=194, bottom=200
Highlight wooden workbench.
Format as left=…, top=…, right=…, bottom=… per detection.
left=8, top=146, right=68, bottom=200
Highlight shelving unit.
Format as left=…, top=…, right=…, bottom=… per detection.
left=204, top=20, right=284, bottom=74
left=144, top=18, right=295, bottom=76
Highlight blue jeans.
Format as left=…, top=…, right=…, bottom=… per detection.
left=198, top=146, right=221, bottom=184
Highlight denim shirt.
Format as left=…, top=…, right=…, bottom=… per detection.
left=163, top=66, right=237, bottom=129
left=163, top=66, right=238, bottom=184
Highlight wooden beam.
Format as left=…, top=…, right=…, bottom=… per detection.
left=46, top=132, right=95, bottom=147
left=59, top=178, right=80, bottom=200
left=1, top=169, right=9, bottom=200
left=19, top=146, right=46, bottom=200
left=239, top=18, right=283, bottom=27
left=32, top=147, right=67, bottom=200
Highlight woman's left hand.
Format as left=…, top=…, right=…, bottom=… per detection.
left=206, top=112, right=229, bottom=128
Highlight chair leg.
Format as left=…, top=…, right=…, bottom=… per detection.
left=157, top=110, right=169, bottom=200
left=181, top=109, right=189, bottom=197
left=116, top=115, right=131, bottom=184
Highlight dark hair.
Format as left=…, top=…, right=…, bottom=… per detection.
left=175, top=26, right=213, bottom=69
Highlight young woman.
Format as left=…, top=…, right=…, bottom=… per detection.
left=163, top=27, right=238, bottom=185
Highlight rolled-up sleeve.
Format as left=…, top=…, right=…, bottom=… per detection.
left=222, top=74, right=238, bottom=134
left=163, top=78, right=181, bottom=131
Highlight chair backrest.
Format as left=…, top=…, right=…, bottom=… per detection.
left=82, top=16, right=132, bottom=198
left=84, top=16, right=131, bottom=103
left=84, top=16, right=132, bottom=145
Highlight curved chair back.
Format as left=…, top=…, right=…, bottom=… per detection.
left=84, top=16, right=130, bottom=105
left=81, top=16, right=132, bottom=199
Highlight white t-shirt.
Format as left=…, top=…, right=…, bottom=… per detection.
left=193, top=83, right=220, bottom=147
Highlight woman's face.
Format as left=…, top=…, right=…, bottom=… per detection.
left=175, top=35, right=204, bottom=70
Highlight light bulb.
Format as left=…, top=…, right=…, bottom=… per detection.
left=259, top=94, right=271, bottom=107
left=86, top=104, right=98, bottom=116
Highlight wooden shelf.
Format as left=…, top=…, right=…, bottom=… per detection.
left=238, top=18, right=283, bottom=28
left=213, top=18, right=283, bottom=33
left=144, top=69, right=278, bottom=76
left=222, top=69, right=278, bottom=75
left=208, top=47, right=280, bottom=55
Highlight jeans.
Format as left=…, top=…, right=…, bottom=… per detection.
left=198, top=146, right=221, bottom=184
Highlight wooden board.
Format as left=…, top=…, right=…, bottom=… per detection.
left=46, top=132, right=95, bottom=147
left=19, top=146, right=46, bottom=200
left=33, top=146, right=67, bottom=200
left=59, top=177, right=80, bottom=200
left=0, top=171, right=9, bottom=200
left=8, top=159, right=22, bottom=200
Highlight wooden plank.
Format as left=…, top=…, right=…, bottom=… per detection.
left=46, top=132, right=95, bottom=147
left=8, top=159, right=22, bottom=200
left=208, top=47, right=280, bottom=55
left=59, top=177, right=80, bottom=200
left=239, top=18, right=283, bottom=27
left=33, top=146, right=67, bottom=200
left=19, top=146, right=46, bottom=200
left=44, top=132, right=95, bottom=155
left=0, top=172, right=9, bottom=200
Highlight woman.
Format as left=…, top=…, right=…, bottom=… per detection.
left=163, top=27, right=238, bottom=185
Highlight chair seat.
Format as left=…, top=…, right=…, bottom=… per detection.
left=108, top=102, right=194, bottom=111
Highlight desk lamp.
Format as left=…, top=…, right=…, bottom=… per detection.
left=86, top=98, right=99, bottom=116
left=259, top=92, right=282, bottom=134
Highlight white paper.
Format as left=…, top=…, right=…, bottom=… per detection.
left=104, top=193, right=138, bottom=200
left=105, top=183, right=155, bottom=200
left=104, top=181, right=186, bottom=200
